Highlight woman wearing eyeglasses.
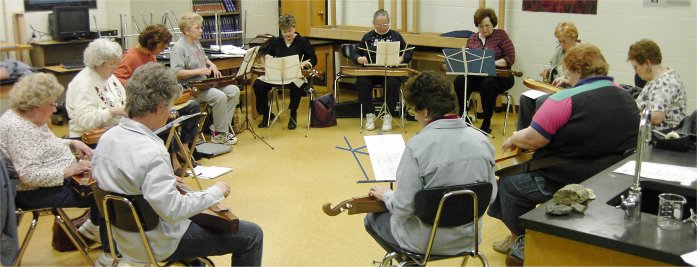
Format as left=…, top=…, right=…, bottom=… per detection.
left=453, top=8, right=516, bottom=134
left=353, top=9, right=413, bottom=132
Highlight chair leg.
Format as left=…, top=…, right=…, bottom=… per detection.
left=476, top=252, right=489, bottom=267
left=54, top=208, right=94, bottom=265
left=13, top=211, right=40, bottom=266
left=380, top=251, right=400, bottom=267
left=503, top=93, right=511, bottom=135
left=307, top=88, right=314, bottom=130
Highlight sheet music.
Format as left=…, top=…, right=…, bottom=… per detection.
left=188, top=165, right=233, bottom=179
left=364, top=134, right=406, bottom=181
left=522, top=89, right=548, bottom=100
left=235, top=46, right=259, bottom=78
left=364, top=41, right=404, bottom=67
left=153, top=112, right=202, bottom=135
left=613, top=161, right=697, bottom=186
left=259, top=55, right=302, bottom=85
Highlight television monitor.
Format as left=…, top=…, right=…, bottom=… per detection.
left=49, top=6, right=91, bottom=41
left=24, top=0, right=96, bottom=12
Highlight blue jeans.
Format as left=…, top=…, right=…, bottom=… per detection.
left=164, top=220, right=263, bottom=266
left=364, top=212, right=400, bottom=253
left=487, top=172, right=561, bottom=235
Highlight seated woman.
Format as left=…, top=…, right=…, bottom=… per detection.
left=627, top=39, right=687, bottom=130
left=171, top=13, right=241, bottom=144
left=365, top=71, right=497, bottom=256
left=453, top=8, right=515, bottom=134
left=114, top=24, right=201, bottom=166
left=254, top=14, right=316, bottom=130
left=517, top=21, right=580, bottom=130
left=92, top=63, right=262, bottom=266
left=0, top=73, right=101, bottom=243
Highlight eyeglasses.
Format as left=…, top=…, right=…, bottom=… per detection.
left=374, top=23, right=389, bottom=27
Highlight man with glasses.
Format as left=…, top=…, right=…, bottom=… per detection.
left=352, top=9, right=413, bottom=132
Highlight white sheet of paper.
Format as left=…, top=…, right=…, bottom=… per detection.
left=682, top=250, right=697, bottom=266
left=188, top=165, right=234, bottom=179
left=522, top=89, right=548, bottom=99
left=613, top=161, right=697, bottom=185
left=364, top=134, right=406, bottom=181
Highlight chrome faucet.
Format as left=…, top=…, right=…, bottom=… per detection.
left=618, top=108, right=652, bottom=221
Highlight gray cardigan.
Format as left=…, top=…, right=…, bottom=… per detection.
left=0, top=151, right=18, bottom=266
left=382, top=118, right=497, bottom=255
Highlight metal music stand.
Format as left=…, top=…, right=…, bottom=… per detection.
left=234, top=46, right=274, bottom=149
left=259, top=55, right=303, bottom=129
left=357, top=41, right=413, bottom=130
left=443, top=47, right=496, bottom=138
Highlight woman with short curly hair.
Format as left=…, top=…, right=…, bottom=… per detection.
left=627, top=39, right=686, bottom=130
left=0, top=72, right=102, bottom=248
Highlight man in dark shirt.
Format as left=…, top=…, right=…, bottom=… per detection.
left=352, top=9, right=413, bottom=132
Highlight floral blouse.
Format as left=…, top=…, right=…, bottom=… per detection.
left=0, top=110, right=75, bottom=191
left=636, top=68, right=687, bottom=130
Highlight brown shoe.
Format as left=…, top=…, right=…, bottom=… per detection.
left=505, top=252, right=524, bottom=266
left=493, top=235, right=514, bottom=254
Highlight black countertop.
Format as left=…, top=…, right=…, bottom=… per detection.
left=520, top=147, right=697, bottom=265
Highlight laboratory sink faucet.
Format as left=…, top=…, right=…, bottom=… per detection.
left=618, top=108, right=651, bottom=221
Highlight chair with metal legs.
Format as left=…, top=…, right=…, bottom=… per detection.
left=90, top=182, right=214, bottom=266
left=501, top=92, right=517, bottom=135
left=379, top=182, right=493, bottom=267
left=14, top=207, right=95, bottom=266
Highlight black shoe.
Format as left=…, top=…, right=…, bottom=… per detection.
left=258, top=113, right=275, bottom=128
left=288, top=113, right=297, bottom=130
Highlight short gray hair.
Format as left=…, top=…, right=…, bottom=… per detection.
left=10, top=73, right=63, bottom=112
left=125, top=62, right=181, bottom=118
left=83, top=38, right=122, bottom=68
left=373, top=9, right=389, bottom=22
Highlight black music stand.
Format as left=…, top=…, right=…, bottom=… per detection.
left=234, top=46, right=274, bottom=149
left=443, top=47, right=496, bottom=137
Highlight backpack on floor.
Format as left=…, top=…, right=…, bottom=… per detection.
left=310, top=94, right=337, bottom=128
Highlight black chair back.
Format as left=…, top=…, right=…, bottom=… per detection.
left=414, top=182, right=493, bottom=227
left=341, top=43, right=357, bottom=60
left=90, top=183, right=160, bottom=232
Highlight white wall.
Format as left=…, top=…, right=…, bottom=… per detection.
left=333, top=0, right=697, bottom=111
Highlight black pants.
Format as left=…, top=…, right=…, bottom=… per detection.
left=454, top=75, right=514, bottom=121
left=516, top=93, right=549, bottom=131
left=356, top=76, right=401, bottom=116
left=253, top=79, right=304, bottom=117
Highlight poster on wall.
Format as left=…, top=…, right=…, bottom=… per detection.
left=522, top=0, right=597, bottom=14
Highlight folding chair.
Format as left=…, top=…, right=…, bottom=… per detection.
left=380, top=182, right=493, bottom=267
left=90, top=182, right=214, bottom=266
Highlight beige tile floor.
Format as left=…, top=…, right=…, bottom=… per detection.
left=17, top=86, right=519, bottom=266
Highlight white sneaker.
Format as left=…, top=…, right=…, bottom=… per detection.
left=211, top=132, right=237, bottom=145
left=78, top=219, right=100, bottom=243
left=382, top=114, right=392, bottom=132
left=365, top=114, right=376, bottom=130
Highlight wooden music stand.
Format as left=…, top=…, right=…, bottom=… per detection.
left=157, top=113, right=207, bottom=190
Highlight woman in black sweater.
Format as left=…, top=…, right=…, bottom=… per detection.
left=254, top=14, right=317, bottom=130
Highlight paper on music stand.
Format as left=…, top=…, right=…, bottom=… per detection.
left=187, top=165, right=233, bottom=179
left=259, top=55, right=302, bottom=85
left=153, top=112, right=202, bottom=135
left=365, top=41, right=403, bottom=67
left=364, top=134, right=405, bottom=181
left=235, top=46, right=259, bottom=78
left=443, top=48, right=496, bottom=76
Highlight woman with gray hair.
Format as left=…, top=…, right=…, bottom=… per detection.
left=0, top=72, right=102, bottom=245
left=92, top=62, right=263, bottom=266
left=66, top=38, right=127, bottom=138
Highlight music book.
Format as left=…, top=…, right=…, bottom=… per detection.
left=364, top=41, right=405, bottom=67
left=153, top=112, right=202, bottom=135
left=364, top=134, right=405, bottom=181
left=442, top=47, right=496, bottom=76
left=236, top=46, right=259, bottom=78
left=188, top=165, right=234, bottom=179
left=259, top=54, right=302, bottom=85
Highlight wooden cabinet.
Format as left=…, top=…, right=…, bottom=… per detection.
left=193, top=0, right=243, bottom=47
left=29, top=40, right=91, bottom=68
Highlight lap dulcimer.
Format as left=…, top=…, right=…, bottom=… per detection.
left=323, top=195, right=387, bottom=216
left=523, top=78, right=562, bottom=94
